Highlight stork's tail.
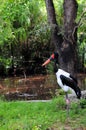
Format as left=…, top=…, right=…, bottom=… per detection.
left=75, top=86, right=81, bottom=99
left=60, top=74, right=81, bottom=99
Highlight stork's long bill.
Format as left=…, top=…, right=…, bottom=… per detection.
left=42, top=53, right=55, bottom=66
left=42, top=59, right=51, bottom=66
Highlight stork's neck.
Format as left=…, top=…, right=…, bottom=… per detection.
left=54, top=62, right=59, bottom=73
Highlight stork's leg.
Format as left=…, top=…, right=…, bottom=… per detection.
left=65, top=92, right=70, bottom=104
left=65, top=92, right=70, bottom=118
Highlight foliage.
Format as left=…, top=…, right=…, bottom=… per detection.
left=80, top=98, right=86, bottom=108
left=0, top=0, right=47, bottom=44
left=0, top=0, right=50, bottom=76
left=0, top=97, right=86, bottom=130
left=77, top=0, right=86, bottom=70
left=0, top=0, right=86, bottom=76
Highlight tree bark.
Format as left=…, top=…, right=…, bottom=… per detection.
left=45, top=0, right=78, bottom=75
left=45, top=0, right=62, bottom=52
left=59, top=0, right=78, bottom=75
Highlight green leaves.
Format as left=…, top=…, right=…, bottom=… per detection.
left=0, top=0, right=85, bottom=74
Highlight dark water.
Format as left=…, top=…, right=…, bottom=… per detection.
left=0, top=75, right=86, bottom=100
left=0, top=75, right=57, bottom=100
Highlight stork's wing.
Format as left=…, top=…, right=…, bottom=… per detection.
left=60, top=75, right=81, bottom=99
left=70, top=75, right=77, bottom=84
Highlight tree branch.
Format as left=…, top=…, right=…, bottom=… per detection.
left=72, top=11, right=86, bottom=41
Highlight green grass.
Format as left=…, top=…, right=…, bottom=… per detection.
left=0, top=97, right=86, bottom=130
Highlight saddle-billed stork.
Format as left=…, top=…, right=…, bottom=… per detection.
left=42, top=52, right=81, bottom=104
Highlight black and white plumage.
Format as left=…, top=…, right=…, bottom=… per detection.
left=42, top=52, right=81, bottom=100
left=56, top=69, right=81, bottom=99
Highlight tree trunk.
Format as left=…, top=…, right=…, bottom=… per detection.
left=45, top=0, right=78, bottom=75
left=45, top=0, right=62, bottom=52
left=59, top=0, right=78, bottom=75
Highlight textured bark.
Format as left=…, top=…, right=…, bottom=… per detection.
left=45, top=0, right=78, bottom=75
left=45, top=0, right=57, bottom=24
left=59, top=0, right=78, bottom=75
left=45, top=0, right=62, bottom=52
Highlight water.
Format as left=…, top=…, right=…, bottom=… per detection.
left=0, top=75, right=86, bottom=100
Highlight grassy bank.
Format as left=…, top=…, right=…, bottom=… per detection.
left=0, top=97, right=86, bottom=130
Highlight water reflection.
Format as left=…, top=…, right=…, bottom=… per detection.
left=0, top=75, right=86, bottom=100
left=0, top=75, right=86, bottom=89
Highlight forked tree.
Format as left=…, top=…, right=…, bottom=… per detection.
left=45, top=0, right=78, bottom=75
